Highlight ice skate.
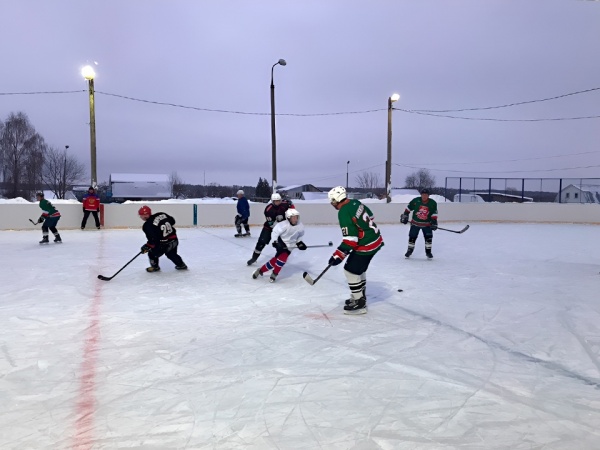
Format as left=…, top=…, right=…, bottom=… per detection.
left=426, top=250, right=433, bottom=259
left=252, top=268, right=263, bottom=279
left=175, top=264, right=188, bottom=270
left=39, top=235, right=49, bottom=244
left=344, top=297, right=367, bottom=315
left=404, top=248, right=413, bottom=258
left=269, top=273, right=277, bottom=283
left=53, top=234, right=62, bottom=243
left=146, top=266, right=161, bottom=273
left=247, top=254, right=259, bottom=265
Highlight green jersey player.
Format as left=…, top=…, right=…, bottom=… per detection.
left=400, top=188, right=438, bottom=258
left=327, top=186, right=384, bottom=314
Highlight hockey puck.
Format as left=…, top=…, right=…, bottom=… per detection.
left=397, top=289, right=403, bottom=292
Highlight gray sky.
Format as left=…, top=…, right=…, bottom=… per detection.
left=1, top=0, right=599, bottom=189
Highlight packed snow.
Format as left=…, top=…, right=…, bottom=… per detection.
left=1, top=223, right=599, bottom=449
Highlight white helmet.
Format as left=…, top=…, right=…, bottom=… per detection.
left=271, top=193, right=282, bottom=201
left=328, top=186, right=347, bottom=203
left=236, top=190, right=244, bottom=195
left=285, top=208, right=299, bottom=219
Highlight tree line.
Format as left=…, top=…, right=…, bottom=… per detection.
left=0, top=112, right=86, bottom=199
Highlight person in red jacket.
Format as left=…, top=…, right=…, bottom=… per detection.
left=81, top=186, right=101, bottom=230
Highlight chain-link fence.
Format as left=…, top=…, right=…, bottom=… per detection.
left=444, top=178, right=600, bottom=203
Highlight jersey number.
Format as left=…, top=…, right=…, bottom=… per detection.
left=161, top=223, right=173, bottom=237
left=362, top=213, right=379, bottom=234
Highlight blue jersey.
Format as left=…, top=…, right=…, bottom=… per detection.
left=237, top=197, right=250, bottom=219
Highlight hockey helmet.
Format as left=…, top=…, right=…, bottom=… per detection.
left=328, top=186, right=347, bottom=203
left=236, top=189, right=244, bottom=196
left=420, top=188, right=430, bottom=195
left=285, top=208, right=299, bottom=219
left=271, top=193, right=282, bottom=202
left=138, top=205, right=152, bottom=217
left=35, top=191, right=44, bottom=198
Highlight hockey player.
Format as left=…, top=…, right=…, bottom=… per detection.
left=327, top=186, right=384, bottom=314
left=252, top=208, right=306, bottom=282
left=138, top=206, right=188, bottom=272
left=234, top=189, right=250, bottom=237
left=81, top=186, right=101, bottom=230
left=35, top=192, right=62, bottom=244
left=247, top=193, right=294, bottom=265
left=401, top=188, right=438, bottom=259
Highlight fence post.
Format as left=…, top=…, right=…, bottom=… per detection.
left=459, top=178, right=462, bottom=202
left=193, top=204, right=198, bottom=226
left=558, top=178, right=562, bottom=203
left=521, top=179, right=525, bottom=202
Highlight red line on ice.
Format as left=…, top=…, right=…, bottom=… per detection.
left=72, top=244, right=105, bottom=449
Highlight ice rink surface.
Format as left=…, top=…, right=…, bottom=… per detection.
left=1, top=223, right=600, bottom=449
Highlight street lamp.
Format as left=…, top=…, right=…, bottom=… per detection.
left=346, top=160, right=350, bottom=190
left=386, top=93, right=400, bottom=203
left=270, top=58, right=286, bottom=193
left=81, top=65, right=97, bottom=188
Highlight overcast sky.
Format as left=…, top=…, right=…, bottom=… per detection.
left=1, top=0, right=599, bottom=189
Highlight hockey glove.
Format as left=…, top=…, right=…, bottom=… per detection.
left=328, top=248, right=348, bottom=266
left=400, top=213, right=409, bottom=225
left=272, top=239, right=288, bottom=252
left=296, top=241, right=307, bottom=251
left=141, top=244, right=152, bottom=254
left=430, top=219, right=438, bottom=231
left=37, top=216, right=45, bottom=224
left=275, top=215, right=285, bottom=222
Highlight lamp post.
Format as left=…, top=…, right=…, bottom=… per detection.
left=346, top=160, right=350, bottom=190
left=81, top=65, right=97, bottom=188
left=386, top=93, right=400, bottom=203
left=270, top=58, right=286, bottom=193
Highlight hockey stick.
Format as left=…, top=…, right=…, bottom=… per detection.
left=29, top=219, right=38, bottom=226
left=97, top=251, right=143, bottom=281
left=437, top=225, right=470, bottom=234
left=291, top=241, right=333, bottom=249
left=303, top=264, right=332, bottom=286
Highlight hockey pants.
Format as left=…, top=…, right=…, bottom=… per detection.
left=235, top=215, right=250, bottom=234
left=251, top=226, right=272, bottom=257
left=260, top=248, right=291, bottom=275
left=343, top=252, right=375, bottom=300
left=408, top=225, right=433, bottom=252
left=82, top=210, right=100, bottom=228
left=42, top=217, right=60, bottom=238
left=148, top=239, right=185, bottom=268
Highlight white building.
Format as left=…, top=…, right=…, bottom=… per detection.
left=278, top=184, right=323, bottom=200
left=109, top=173, right=172, bottom=202
left=556, top=184, right=600, bottom=204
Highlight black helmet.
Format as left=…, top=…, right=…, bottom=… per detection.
left=35, top=191, right=44, bottom=197
left=420, top=188, right=430, bottom=194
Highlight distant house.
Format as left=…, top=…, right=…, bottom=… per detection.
left=278, top=184, right=323, bottom=200
left=468, top=192, right=533, bottom=203
left=555, top=184, right=600, bottom=204
left=109, top=173, right=171, bottom=202
left=454, top=193, right=486, bottom=203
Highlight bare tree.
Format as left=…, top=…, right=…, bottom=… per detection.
left=41, top=146, right=87, bottom=199
left=355, top=172, right=383, bottom=193
left=405, top=168, right=436, bottom=191
left=169, top=171, right=185, bottom=198
left=0, top=112, right=46, bottom=198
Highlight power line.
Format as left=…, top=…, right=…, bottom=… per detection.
left=96, top=91, right=386, bottom=116
left=403, top=150, right=600, bottom=166
left=394, top=162, right=600, bottom=174
left=394, top=108, right=600, bottom=122
left=0, top=90, right=84, bottom=96
left=411, top=87, right=600, bottom=113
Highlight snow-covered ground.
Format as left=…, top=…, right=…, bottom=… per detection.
left=1, top=223, right=600, bottom=449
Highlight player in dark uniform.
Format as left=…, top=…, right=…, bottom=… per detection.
left=138, top=205, right=187, bottom=272
left=36, top=192, right=62, bottom=244
left=246, top=193, right=294, bottom=265
left=401, top=188, right=438, bottom=259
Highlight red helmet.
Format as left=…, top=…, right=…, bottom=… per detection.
left=138, top=206, right=152, bottom=216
